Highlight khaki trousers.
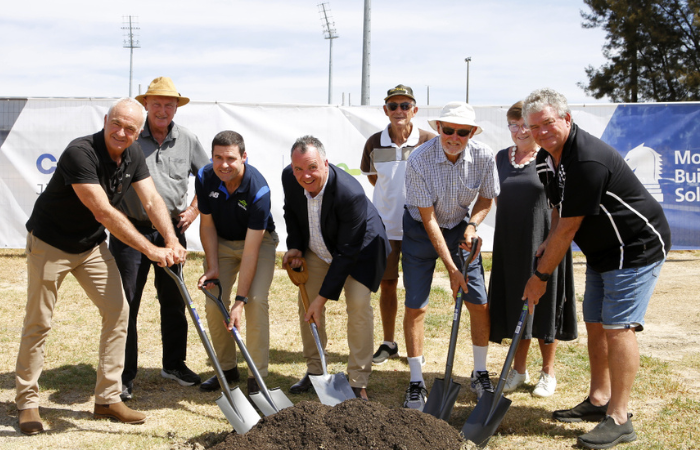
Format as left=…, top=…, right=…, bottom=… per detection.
left=299, top=250, right=374, bottom=388
left=16, top=233, right=128, bottom=408
left=204, top=231, right=278, bottom=378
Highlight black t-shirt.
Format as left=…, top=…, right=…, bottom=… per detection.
left=26, top=131, right=150, bottom=253
left=537, top=123, right=671, bottom=272
left=195, top=162, right=275, bottom=241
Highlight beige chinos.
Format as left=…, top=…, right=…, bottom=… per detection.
left=16, top=233, right=128, bottom=409
left=298, top=249, right=374, bottom=388
left=204, top=231, right=278, bottom=378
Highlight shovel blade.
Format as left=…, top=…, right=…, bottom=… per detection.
left=423, top=378, right=461, bottom=419
left=215, top=387, right=261, bottom=434
left=461, top=391, right=512, bottom=447
left=250, top=387, right=295, bottom=416
left=310, top=373, right=356, bottom=406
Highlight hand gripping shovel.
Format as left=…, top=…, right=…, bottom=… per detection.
left=423, top=238, right=478, bottom=420
left=164, top=266, right=260, bottom=434
left=199, top=278, right=294, bottom=416
left=284, top=258, right=356, bottom=406
left=461, top=301, right=531, bottom=447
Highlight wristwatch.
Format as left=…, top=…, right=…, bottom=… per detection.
left=534, top=270, right=551, bottom=282
left=467, top=222, right=478, bottom=231
left=235, top=295, right=248, bottom=304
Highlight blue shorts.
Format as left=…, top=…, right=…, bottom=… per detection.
left=582, top=258, right=664, bottom=331
left=401, top=210, right=488, bottom=310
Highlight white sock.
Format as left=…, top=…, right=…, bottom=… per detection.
left=383, top=341, right=396, bottom=348
left=408, top=356, right=425, bottom=385
left=472, top=345, right=489, bottom=373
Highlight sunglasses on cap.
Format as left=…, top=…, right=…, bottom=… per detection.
left=386, top=102, right=414, bottom=111
left=441, top=126, right=473, bottom=137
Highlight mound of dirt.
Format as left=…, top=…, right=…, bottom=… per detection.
left=210, top=399, right=465, bottom=450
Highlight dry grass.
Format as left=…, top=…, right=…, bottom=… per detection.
left=0, top=249, right=698, bottom=449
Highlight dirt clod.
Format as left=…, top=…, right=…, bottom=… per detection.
left=210, top=399, right=465, bottom=450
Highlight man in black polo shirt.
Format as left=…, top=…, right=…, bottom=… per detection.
left=195, top=130, right=278, bottom=395
left=16, top=98, right=186, bottom=435
left=521, top=88, right=671, bottom=450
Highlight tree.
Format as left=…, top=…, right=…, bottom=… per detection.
left=579, top=0, right=700, bottom=102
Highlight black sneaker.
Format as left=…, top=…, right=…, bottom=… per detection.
left=120, top=380, right=133, bottom=401
left=161, top=364, right=202, bottom=386
left=403, top=381, right=428, bottom=410
left=372, top=342, right=399, bottom=365
left=553, top=397, right=608, bottom=423
left=247, top=378, right=260, bottom=395
left=470, top=371, right=494, bottom=400
left=200, top=367, right=240, bottom=392
left=577, top=414, right=636, bottom=449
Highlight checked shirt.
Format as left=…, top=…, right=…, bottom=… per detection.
left=405, top=137, right=499, bottom=228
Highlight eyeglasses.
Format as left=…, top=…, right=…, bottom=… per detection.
left=386, top=102, right=414, bottom=111
left=508, top=123, right=530, bottom=133
left=441, top=126, right=472, bottom=137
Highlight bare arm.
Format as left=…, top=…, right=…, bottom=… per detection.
left=177, top=195, right=200, bottom=233
left=461, top=194, right=493, bottom=255
left=197, top=213, right=220, bottom=288
left=225, top=228, right=266, bottom=330
left=522, top=215, right=583, bottom=313
left=418, top=205, right=467, bottom=299
left=367, top=174, right=377, bottom=186
left=72, top=183, right=175, bottom=266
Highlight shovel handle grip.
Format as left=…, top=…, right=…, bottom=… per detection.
left=284, top=258, right=309, bottom=286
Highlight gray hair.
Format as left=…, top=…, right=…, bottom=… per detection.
left=107, top=97, right=147, bottom=130
left=290, top=135, right=326, bottom=158
left=522, top=88, right=571, bottom=122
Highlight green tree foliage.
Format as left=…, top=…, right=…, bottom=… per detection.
left=579, top=0, right=700, bottom=102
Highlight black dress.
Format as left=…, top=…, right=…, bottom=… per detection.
left=488, top=147, right=577, bottom=344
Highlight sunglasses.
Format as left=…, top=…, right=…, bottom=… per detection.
left=386, top=102, right=414, bottom=111
left=441, top=126, right=472, bottom=137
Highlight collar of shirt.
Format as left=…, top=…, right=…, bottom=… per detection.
left=434, top=139, right=471, bottom=165
left=141, top=120, right=178, bottom=146
left=380, top=123, right=420, bottom=148
left=303, top=172, right=330, bottom=201
left=216, top=163, right=251, bottom=200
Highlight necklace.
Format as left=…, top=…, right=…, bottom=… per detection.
left=510, top=146, right=538, bottom=169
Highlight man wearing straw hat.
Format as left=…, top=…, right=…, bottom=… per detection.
left=360, top=84, right=435, bottom=366
left=402, top=102, right=499, bottom=410
left=110, top=77, right=209, bottom=400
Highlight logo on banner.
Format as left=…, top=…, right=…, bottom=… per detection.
left=624, top=144, right=663, bottom=202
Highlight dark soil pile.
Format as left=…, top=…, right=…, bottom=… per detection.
left=210, top=399, right=465, bottom=450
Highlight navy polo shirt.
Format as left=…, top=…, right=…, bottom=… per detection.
left=195, top=162, right=275, bottom=241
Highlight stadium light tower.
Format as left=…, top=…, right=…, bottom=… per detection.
left=122, top=16, right=141, bottom=97
left=319, top=3, right=338, bottom=104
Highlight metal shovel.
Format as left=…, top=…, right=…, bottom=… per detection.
left=199, top=279, right=294, bottom=416
left=284, top=258, right=356, bottom=406
left=164, top=266, right=260, bottom=434
left=461, top=301, right=531, bottom=447
left=424, top=238, right=478, bottom=420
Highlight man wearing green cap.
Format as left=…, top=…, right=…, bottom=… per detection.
left=360, top=84, right=435, bottom=366
left=110, top=77, right=209, bottom=400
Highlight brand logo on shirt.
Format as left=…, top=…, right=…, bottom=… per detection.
left=209, top=191, right=219, bottom=199
left=124, top=173, right=131, bottom=178
left=238, top=200, right=248, bottom=210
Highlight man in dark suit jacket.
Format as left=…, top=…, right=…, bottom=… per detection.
left=282, top=135, right=390, bottom=401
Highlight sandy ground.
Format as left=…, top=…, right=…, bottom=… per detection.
left=428, top=250, right=700, bottom=392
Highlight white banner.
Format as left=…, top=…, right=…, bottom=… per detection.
left=1, top=99, right=698, bottom=251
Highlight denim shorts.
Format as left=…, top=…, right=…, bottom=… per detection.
left=402, top=210, right=488, bottom=309
left=582, top=258, right=664, bottom=331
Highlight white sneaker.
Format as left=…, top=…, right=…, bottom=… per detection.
left=532, top=371, right=557, bottom=397
left=503, top=368, right=530, bottom=393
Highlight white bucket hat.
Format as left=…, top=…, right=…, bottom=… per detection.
left=428, top=101, right=483, bottom=135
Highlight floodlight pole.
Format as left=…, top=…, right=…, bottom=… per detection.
left=360, top=0, right=371, bottom=105
left=465, top=57, right=471, bottom=103
left=122, top=16, right=141, bottom=97
left=319, top=3, right=339, bottom=104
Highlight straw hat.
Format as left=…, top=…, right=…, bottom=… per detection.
left=428, top=101, right=483, bottom=135
left=135, top=77, right=190, bottom=107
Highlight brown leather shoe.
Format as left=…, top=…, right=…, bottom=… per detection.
left=94, top=401, right=146, bottom=424
left=18, top=408, right=43, bottom=435
left=352, top=387, right=369, bottom=401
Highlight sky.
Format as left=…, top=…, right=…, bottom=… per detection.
left=0, top=0, right=610, bottom=106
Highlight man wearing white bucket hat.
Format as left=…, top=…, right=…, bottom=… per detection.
left=402, top=101, right=499, bottom=410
